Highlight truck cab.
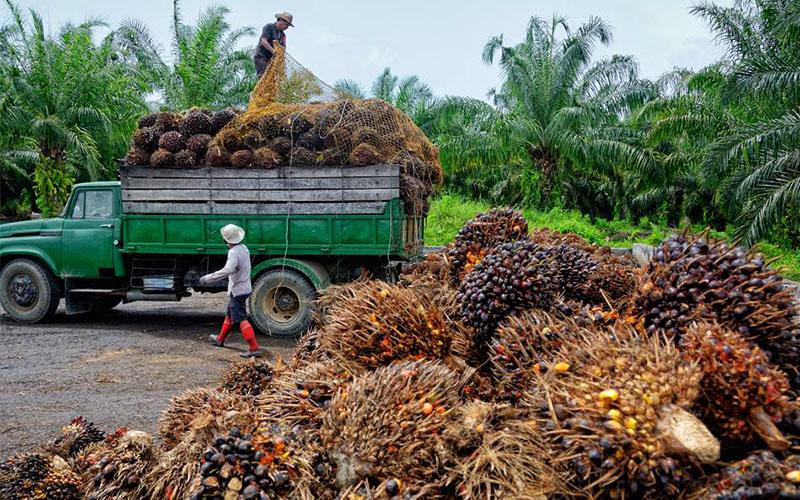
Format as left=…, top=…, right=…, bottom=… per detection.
left=1, top=174, right=424, bottom=337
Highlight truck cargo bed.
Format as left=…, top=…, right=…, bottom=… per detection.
left=118, top=165, right=422, bottom=259
left=120, top=165, right=400, bottom=215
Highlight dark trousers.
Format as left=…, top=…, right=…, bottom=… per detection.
left=254, top=55, right=272, bottom=76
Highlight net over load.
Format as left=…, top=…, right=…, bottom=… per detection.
left=124, top=46, right=443, bottom=215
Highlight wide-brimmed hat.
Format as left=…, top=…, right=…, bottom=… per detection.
left=275, top=12, right=294, bottom=27
left=220, top=224, right=245, bottom=244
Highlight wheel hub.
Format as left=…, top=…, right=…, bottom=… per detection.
left=265, top=286, right=301, bottom=324
left=275, top=289, right=298, bottom=311
left=9, top=274, right=37, bottom=307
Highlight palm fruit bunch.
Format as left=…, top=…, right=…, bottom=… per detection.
left=0, top=453, right=81, bottom=499
left=529, top=228, right=638, bottom=306
left=577, top=247, right=639, bottom=306
left=48, top=416, right=105, bottom=459
left=537, top=326, right=719, bottom=498
left=529, top=227, right=595, bottom=252
left=125, top=108, right=241, bottom=167
left=188, top=426, right=300, bottom=500
left=443, top=401, right=560, bottom=499
left=457, top=240, right=596, bottom=346
left=158, top=387, right=255, bottom=450
left=147, top=390, right=257, bottom=500
left=259, top=361, right=358, bottom=432
left=631, top=233, right=800, bottom=389
left=288, top=329, right=328, bottom=368
left=680, top=322, right=795, bottom=451
left=688, top=450, right=800, bottom=499
left=219, top=358, right=274, bottom=399
left=315, top=281, right=454, bottom=370
left=180, top=109, right=213, bottom=137
left=319, top=360, right=463, bottom=494
left=82, top=430, right=157, bottom=500
left=490, top=311, right=587, bottom=403
left=446, top=208, right=528, bottom=282
left=553, top=298, right=622, bottom=328
left=0, top=453, right=51, bottom=497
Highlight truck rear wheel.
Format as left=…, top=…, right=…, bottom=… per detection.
left=249, top=269, right=315, bottom=338
left=0, top=258, right=61, bottom=323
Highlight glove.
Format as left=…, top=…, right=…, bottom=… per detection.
left=198, top=275, right=210, bottom=286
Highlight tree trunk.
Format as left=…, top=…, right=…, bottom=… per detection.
left=667, top=189, right=684, bottom=227
left=526, top=145, right=556, bottom=208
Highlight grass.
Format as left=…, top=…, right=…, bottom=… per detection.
left=424, top=193, right=800, bottom=281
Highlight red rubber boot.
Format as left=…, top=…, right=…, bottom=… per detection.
left=238, top=320, right=264, bottom=358
left=209, top=316, right=232, bottom=347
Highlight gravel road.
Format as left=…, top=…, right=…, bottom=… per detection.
left=0, top=295, right=296, bottom=457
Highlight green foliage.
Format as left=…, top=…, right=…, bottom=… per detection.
left=33, top=158, right=73, bottom=217
left=0, top=0, right=146, bottom=213
left=113, top=0, right=256, bottom=109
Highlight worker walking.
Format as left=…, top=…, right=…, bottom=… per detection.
left=199, top=224, right=264, bottom=358
left=254, top=12, right=294, bottom=76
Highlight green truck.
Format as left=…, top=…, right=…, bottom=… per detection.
left=0, top=165, right=424, bottom=337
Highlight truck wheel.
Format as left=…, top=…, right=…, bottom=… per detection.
left=0, top=258, right=61, bottom=323
left=249, top=269, right=315, bottom=338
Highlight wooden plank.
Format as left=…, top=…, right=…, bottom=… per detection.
left=122, top=177, right=212, bottom=189
left=123, top=176, right=399, bottom=191
left=208, top=165, right=400, bottom=179
left=120, top=165, right=401, bottom=179
left=123, top=201, right=388, bottom=215
left=122, top=188, right=399, bottom=202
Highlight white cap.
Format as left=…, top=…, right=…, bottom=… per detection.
left=220, top=224, right=245, bottom=244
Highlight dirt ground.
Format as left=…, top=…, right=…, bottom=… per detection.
left=0, top=295, right=296, bottom=457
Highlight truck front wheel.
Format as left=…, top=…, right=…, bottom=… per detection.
left=249, top=269, right=315, bottom=338
left=0, top=258, right=61, bottom=323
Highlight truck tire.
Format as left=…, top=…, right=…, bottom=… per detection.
left=0, top=258, right=61, bottom=323
left=249, top=268, right=316, bottom=338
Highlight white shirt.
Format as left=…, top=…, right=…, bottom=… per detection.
left=203, top=244, right=252, bottom=296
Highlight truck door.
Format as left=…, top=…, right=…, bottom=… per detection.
left=61, top=189, right=117, bottom=278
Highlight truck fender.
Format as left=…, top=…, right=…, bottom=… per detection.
left=250, top=258, right=330, bottom=290
left=0, top=249, right=60, bottom=277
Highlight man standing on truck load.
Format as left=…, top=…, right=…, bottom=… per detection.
left=199, top=224, right=265, bottom=358
left=254, top=12, right=293, bottom=76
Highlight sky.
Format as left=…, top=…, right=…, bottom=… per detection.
left=8, top=0, right=729, bottom=100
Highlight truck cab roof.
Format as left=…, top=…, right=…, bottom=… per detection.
left=73, top=181, right=120, bottom=189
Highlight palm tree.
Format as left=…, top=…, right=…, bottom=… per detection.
left=334, top=68, right=433, bottom=119
left=687, top=0, right=800, bottom=244
left=425, top=15, right=655, bottom=208
left=0, top=0, right=146, bottom=215
left=114, top=0, right=256, bottom=109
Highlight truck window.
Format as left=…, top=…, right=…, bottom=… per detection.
left=85, top=190, right=114, bottom=218
left=71, top=192, right=85, bottom=219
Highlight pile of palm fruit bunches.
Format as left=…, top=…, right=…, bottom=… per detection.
left=3, top=208, right=799, bottom=499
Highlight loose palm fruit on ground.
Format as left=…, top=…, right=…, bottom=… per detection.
left=187, top=426, right=299, bottom=499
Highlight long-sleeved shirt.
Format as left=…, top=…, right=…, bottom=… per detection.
left=203, top=244, right=252, bottom=297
